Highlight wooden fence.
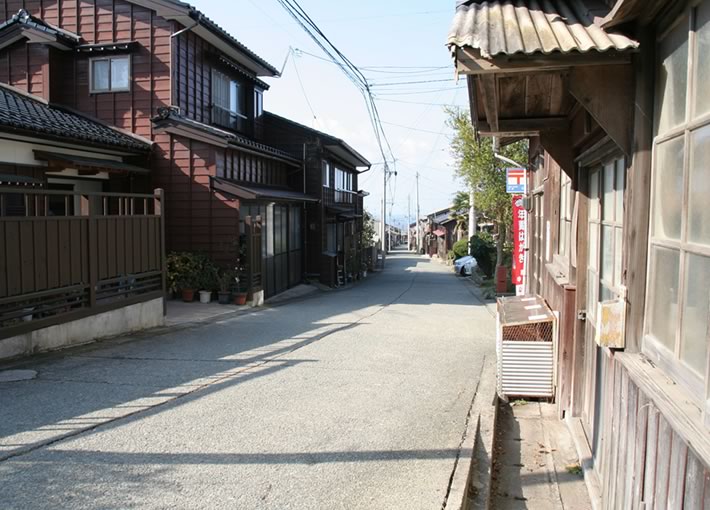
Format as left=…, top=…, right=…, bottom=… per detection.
left=0, top=187, right=166, bottom=340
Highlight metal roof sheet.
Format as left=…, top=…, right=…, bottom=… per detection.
left=448, top=0, right=639, bottom=59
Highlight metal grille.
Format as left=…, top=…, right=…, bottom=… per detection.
left=501, top=321, right=553, bottom=342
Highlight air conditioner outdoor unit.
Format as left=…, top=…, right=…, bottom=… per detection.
left=496, top=295, right=558, bottom=400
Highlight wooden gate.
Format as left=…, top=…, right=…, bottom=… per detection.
left=0, top=187, right=166, bottom=340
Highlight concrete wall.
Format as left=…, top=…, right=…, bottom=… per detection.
left=0, top=298, right=165, bottom=361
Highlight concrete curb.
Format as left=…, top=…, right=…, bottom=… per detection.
left=0, top=285, right=324, bottom=371
left=444, top=355, right=499, bottom=510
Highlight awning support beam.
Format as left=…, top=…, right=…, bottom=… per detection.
left=569, top=64, right=634, bottom=157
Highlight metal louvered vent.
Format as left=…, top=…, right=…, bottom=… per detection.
left=496, top=295, right=558, bottom=399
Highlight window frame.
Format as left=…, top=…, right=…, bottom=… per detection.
left=89, top=55, right=131, bottom=94
left=643, top=5, right=710, bottom=410
left=322, top=160, right=331, bottom=188
left=555, top=170, right=574, bottom=269
left=587, top=157, right=626, bottom=324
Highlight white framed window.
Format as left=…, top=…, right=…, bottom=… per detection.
left=644, top=3, right=710, bottom=405
left=322, top=161, right=330, bottom=187
left=587, top=157, right=625, bottom=323
left=558, top=171, right=574, bottom=260
left=90, top=55, right=130, bottom=93
left=254, top=89, right=263, bottom=118
left=213, top=70, right=247, bottom=131
left=334, top=168, right=353, bottom=191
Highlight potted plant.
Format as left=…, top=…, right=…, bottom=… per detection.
left=179, top=274, right=197, bottom=302
left=232, top=272, right=248, bottom=305
left=198, top=263, right=218, bottom=304
left=232, top=241, right=249, bottom=305
left=217, top=269, right=234, bottom=305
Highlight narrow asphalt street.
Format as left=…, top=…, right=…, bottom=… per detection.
left=0, top=252, right=495, bottom=509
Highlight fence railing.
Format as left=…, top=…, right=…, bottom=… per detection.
left=0, top=187, right=166, bottom=340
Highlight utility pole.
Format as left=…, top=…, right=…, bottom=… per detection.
left=407, top=194, right=411, bottom=252
left=468, top=188, right=476, bottom=254
left=382, top=163, right=387, bottom=254
left=415, top=171, right=421, bottom=254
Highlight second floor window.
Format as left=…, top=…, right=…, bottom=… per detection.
left=335, top=168, right=353, bottom=191
left=322, top=161, right=330, bottom=187
left=90, top=56, right=130, bottom=93
left=213, top=70, right=247, bottom=131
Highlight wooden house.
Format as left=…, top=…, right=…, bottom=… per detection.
left=449, top=0, right=710, bottom=507
left=261, top=112, right=371, bottom=288
left=0, top=1, right=370, bottom=303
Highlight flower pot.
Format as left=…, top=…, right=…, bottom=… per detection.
left=218, top=291, right=231, bottom=305
left=199, top=290, right=212, bottom=304
left=181, top=289, right=195, bottom=302
left=233, top=292, right=248, bottom=306
left=21, top=307, right=35, bottom=322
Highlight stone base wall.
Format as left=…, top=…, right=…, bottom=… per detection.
left=0, top=298, right=165, bottom=361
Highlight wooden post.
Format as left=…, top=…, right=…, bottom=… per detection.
left=154, top=188, right=167, bottom=316
left=245, top=215, right=254, bottom=299
left=84, top=194, right=98, bottom=309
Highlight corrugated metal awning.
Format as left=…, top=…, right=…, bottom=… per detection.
left=448, top=0, right=638, bottom=59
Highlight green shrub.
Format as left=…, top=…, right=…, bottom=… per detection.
left=470, top=233, right=496, bottom=278
left=166, top=252, right=219, bottom=292
left=452, top=239, right=469, bottom=259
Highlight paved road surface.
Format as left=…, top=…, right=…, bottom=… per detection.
left=0, top=252, right=495, bottom=509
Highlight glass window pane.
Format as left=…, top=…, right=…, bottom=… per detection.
left=694, top=2, right=710, bottom=118
left=615, top=159, right=625, bottom=223
left=655, top=16, right=689, bottom=134
left=653, top=137, right=685, bottom=241
left=110, top=57, right=129, bottom=90
left=589, top=169, right=600, bottom=221
left=681, top=253, right=710, bottom=376
left=688, top=125, right=710, bottom=246
left=601, top=225, right=614, bottom=282
left=230, top=82, right=238, bottom=114
left=648, top=246, right=681, bottom=350
left=603, top=163, right=615, bottom=221
left=614, top=227, right=623, bottom=287
left=587, top=269, right=598, bottom=319
left=92, top=60, right=109, bottom=91
left=588, top=223, right=599, bottom=270
left=600, top=283, right=615, bottom=303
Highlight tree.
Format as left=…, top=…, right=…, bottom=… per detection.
left=451, top=190, right=470, bottom=240
left=447, top=108, right=528, bottom=267
left=362, top=210, right=376, bottom=248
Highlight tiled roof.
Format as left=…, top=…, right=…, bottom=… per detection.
left=0, top=84, right=151, bottom=152
left=152, top=0, right=280, bottom=76
left=0, top=9, right=79, bottom=45
left=152, top=107, right=300, bottom=163
left=448, top=0, right=639, bottom=58
left=263, top=112, right=372, bottom=169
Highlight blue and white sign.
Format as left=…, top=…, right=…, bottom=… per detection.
left=506, top=168, right=527, bottom=194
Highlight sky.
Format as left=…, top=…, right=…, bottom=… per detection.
left=192, top=0, right=470, bottom=228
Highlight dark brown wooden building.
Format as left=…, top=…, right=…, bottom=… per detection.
left=449, top=0, right=710, bottom=507
left=261, top=112, right=371, bottom=287
left=0, top=1, right=370, bottom=301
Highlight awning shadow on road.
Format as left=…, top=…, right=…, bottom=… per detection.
left=15, top=447, right=470, bottom=466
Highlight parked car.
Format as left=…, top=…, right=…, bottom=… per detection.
left=453, top=256, right=477, bottom=276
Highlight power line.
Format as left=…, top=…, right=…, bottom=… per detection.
left=371, top=78, right=456, bottom=87
left=290, top=49, right=319, bottom=125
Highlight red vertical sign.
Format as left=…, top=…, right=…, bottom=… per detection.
left=512, top=195, right=526, bottom=287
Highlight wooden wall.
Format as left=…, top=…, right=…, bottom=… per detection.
left=0, top=0, right=172, bottom=141
left=596, top=354, right=710, bottom=509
